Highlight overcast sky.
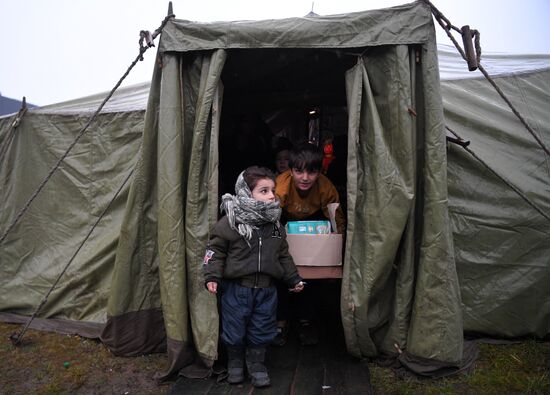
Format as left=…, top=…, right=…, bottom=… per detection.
left=1, top=0, right=549, bottom=106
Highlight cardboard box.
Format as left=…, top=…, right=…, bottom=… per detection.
left=286, top=233, right=343, bottom=266
left=297, top=265, right=343, bottom=279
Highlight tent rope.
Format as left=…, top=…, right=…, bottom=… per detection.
left=424, top=0, right=550, bottom=158
left=10, top=166, right=135, bottom=346
left=0, top=97, right=28, bottom=166
left=0, top=12, right=174, bottom=246
left=447, top=126, right=550, bottom=223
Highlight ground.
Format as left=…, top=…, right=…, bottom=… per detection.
left=0, top=322, right=170, bottom=394
left=1, top=321, right=549, bottom=394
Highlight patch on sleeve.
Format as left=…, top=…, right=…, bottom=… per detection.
left=203, top=249, right=215, bottom=265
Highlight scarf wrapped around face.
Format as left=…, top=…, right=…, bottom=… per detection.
left=220, top=171, right=281, bottom=241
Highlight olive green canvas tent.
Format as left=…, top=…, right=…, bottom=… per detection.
left=440, top=46, right=550, bottom=339
left=1, top=0, right=549, bottom=380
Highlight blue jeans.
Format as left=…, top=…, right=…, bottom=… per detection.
left=220, top=280, right=277, bottom=347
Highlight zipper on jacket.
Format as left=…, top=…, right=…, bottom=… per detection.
left=255, top=234, right=262, bottom=288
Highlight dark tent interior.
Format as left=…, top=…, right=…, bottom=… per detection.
left=218, top=48, right=355, bottom=201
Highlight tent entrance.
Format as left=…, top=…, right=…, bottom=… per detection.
left=218, top=47, right=354, bottom=198
left=216, top=47, right=355, bottom=338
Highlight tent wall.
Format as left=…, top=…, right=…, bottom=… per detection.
left=0, top=109, right=143, bottom=332
left=442, top=68, right=550, bottom=338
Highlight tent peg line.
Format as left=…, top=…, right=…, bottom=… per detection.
left=446, top=126, right=550, bottom=223
left=10, top=167, right=136, bottom=346
left=0, top=4, right=175, bottom=247
left=423, top=0, right=550, bottom=159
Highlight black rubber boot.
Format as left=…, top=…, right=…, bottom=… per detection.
left=226, top=345, right=245, bottom=384
left=245, top=346, right=270, bottom=387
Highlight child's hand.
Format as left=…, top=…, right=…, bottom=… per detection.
left=206, top=282, right=218, bottom=294
left=290, top=281, right=305, bottom=293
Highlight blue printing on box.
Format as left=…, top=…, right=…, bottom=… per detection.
left=286, top=220, right=331, bottom=234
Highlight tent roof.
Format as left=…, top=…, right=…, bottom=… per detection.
left=438, top=44, right=550, bottom=80
left=31, top=81, right=150, bottom=115
left=159, top=2, right=432, bottom=52
left=18, top=46, right=550, bottom=116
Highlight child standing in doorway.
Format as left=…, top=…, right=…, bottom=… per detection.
left=203, top=166, right=305, bottom=387
left=274, top=142, right=345, bottom=346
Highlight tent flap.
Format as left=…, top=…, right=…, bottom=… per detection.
left=102, top=48, right=226, bottom=380
left=342, top=40, right=464, bottom=372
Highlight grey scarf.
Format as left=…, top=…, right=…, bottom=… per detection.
left=220, top=171, right=281, bottom=241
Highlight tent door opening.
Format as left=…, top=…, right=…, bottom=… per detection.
left=216, top=48, right=356, bottom=335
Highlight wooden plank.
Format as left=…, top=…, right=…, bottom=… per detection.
left=168, top=375, right=215, bottom=394
left=263, top=333, right=301, bottom=395
left=290, top=344, right=326, bottom=394
left=207, top=381, right=253, bottom=395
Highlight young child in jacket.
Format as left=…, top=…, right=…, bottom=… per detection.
left=204, top=165, right=304, bottom=387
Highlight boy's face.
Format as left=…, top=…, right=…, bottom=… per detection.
left=251, top=178, right=276, bottom=203
left=290, top=168, right=320, bottom=193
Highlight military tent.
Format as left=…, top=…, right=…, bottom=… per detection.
left=1, top=0, right=548, bottom=380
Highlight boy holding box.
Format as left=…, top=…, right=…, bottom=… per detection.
left=274, top=142, right=345, bottom=345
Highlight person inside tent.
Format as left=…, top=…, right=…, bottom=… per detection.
left=273, top=137, right=293, bottom=175
left=274, top=142, right=345, bottom=346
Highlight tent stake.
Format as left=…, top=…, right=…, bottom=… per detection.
left=461, top=25, right=477, bottom=71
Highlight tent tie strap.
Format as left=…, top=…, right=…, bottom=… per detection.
left=137, top=9, right=175, bottom=60
left=0, top=10, right=175, bottom=247
left=422, top=0, right=550, bottom=159
left=139, top=30, right=155, bottom=60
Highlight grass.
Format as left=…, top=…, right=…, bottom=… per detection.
left=369, top=340, right=550, bottom=395
left=0, top=322, right=169, bottom=394
left=1, top=321, right=548, bottom=394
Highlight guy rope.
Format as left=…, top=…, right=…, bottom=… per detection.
left=7, top=3, right=175, bottom=346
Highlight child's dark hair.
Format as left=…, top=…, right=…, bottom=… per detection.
left=289, top=142, right=323, bottom=172
left=274, top=137, right=293, bottom=155
left=243, top=166, right=276, bottom=190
